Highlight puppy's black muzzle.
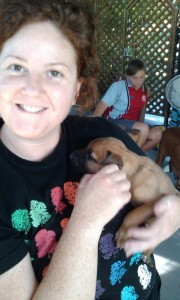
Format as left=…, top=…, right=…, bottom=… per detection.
left=70, top=149, right=89, bottom=173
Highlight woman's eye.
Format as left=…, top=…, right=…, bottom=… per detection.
left=48, top=70, right=63, bottom=78
left=9, top=64, right=24, bottom=73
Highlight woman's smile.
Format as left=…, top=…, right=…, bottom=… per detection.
left=16, top=104, right=47, bottom=114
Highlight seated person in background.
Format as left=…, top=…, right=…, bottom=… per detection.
left=169, top=107, right=180, bottom=128
left=93, top=59, right=162, bottom=152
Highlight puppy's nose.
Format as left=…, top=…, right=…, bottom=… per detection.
left=70, top=152, right=75, bottom=160
left=70, top=151, right=78, bottom=162
left=70, top=151, right=82, bottom=168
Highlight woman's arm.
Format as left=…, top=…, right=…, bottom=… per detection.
left=34, top=212, right=101, bottom=300
left=123, top=195, right=180, bottom=257
left=0, top=254, right=37, bottom=300
left=34, top=166, right=130, bottom=300
left=0, top=165, right=131, bottom=300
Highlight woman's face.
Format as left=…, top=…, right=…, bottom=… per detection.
left=0, top=21, right=81, bottom=140
left=127, top=69, right=146, bottom=89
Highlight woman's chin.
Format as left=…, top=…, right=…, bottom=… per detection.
left=6, top=120, right=47, bottom=141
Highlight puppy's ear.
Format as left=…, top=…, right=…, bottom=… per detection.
left=102, top=152, right=123, bottom=169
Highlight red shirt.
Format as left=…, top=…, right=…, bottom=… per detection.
left=120, top=86, right=148, bottom=121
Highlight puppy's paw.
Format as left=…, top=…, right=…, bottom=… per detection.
left=142, top=250, right=153, bottom=265
left=115, top=228, right=127, bottom=249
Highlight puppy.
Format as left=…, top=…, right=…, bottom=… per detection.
left=156, top=127, right=180, bottom=191
left=71, top=137, right=178, bottom=261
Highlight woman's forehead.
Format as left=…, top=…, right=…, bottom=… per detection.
left=0, top=20, right=77, bottom=66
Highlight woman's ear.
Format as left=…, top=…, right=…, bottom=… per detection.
left=73, top=79, right=82, bottom=105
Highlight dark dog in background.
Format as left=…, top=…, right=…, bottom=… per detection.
left=156, top=127, right=180, bottom=191
left=71, top=137, right=178, bottom=261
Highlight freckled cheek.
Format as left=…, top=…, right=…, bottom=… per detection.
left=0, top=78, right=22, bottom=100
left=0, top=82, right=12, bottom=102
left=48, top=85, right=76, bottom=107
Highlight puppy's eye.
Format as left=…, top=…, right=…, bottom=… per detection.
left=102, top=151, right=112, bottom=164
left=106, top=151, right=112, bottom=158
left=87, top=150, right=97, bottom=162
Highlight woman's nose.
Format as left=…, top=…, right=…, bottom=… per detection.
left=21, top=76, right=44, bottom=97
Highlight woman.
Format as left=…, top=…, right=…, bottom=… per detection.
left=0, top=1, right=179, bottom=300
left=93, top=60, right=162, bottom=152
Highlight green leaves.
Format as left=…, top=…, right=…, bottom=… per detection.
left=11, top=200, right=52, bottom=233
left=11, top=209, right=31, bottom=233
left=30, top=200, right=51, bottom=228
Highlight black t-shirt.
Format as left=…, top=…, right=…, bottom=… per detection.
left=0, top=116, right=158, bottom=299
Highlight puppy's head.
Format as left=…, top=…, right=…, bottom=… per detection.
left=70, top=137, right=128, bottom=174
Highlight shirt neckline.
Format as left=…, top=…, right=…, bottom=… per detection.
left=0, top=121, right=67, bottom=168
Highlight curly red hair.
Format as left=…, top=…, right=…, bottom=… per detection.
left=0, top=0, right=99, bottom=112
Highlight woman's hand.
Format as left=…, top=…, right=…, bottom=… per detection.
left=123, top=195, right=180, bottom=257
left=72, top=164, right=131, bottom=232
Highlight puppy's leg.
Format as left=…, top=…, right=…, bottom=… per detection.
left=116, top=204, right=153, bottom=247
left=116, top=205, right=154, bottom=262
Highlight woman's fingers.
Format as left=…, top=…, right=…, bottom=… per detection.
left=124, top=225, right=159, bottom=257
left=125, top=225, right=154, bottom=241
left=98, top=164, right=119, bottom=174
left=153, top=195, right=172, bottom=215
left=79, top=174, right=93, bottom=185
left=125, top=241, right=150, bottom=258
left=75, top=164, right=131, bottom=230
left=123, top=195, right=180, bottom=257
left=117, top=180, right=131, bottom=193
left=153, top=195, right=180, bottom=233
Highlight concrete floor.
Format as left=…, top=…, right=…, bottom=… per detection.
left=146, top=150, right=180, bottom=300
left=155, top=231, right=180, bottom=300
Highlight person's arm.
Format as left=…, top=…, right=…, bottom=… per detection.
left=0, top=165, right=131, bottom=300
left=34, top=166, right=130, bottom=300
left=0, top=254, right=37, bottom=300
left=138, top=103, right=146, bottom=122
left=93, top=82, right=120, bottom=117
left=93, top=100, right=108, bottom=117
left=123, top=195, right=180, bottom=257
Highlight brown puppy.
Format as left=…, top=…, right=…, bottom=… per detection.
left=71, top=137, right=178, bottom=260
left=156, top=127, right=180, bottom=191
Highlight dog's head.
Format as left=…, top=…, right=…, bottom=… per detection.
left=70, top=137, right=129, bottom=174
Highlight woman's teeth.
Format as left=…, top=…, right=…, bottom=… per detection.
left=18, top=104, right=46, bottom=113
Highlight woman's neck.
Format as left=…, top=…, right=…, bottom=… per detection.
left=0, top=125, right=61, bottom=161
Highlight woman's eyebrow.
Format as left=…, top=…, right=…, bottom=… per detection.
left=3, top=56, right=69, bottom=69
left=4, top=55, right=27, bottom=62
left=45, top=62, right=69, bottom=69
